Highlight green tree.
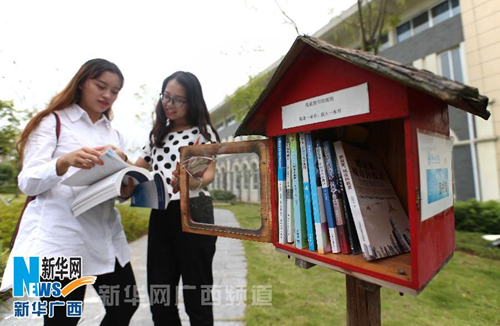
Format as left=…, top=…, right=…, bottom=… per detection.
left=0, top=163, right=16, bottom=183
left=356, top=0, right=389, bottom=54
left=134, top=83, right=156, bottom=127
left=0, top=100, right=37, bottom=197
left=225, top=70, right=274, bottom=121
left=327, top=0, right=404, bottom=54
left=0, top=100, right=21, bottom=161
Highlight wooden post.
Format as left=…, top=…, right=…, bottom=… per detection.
left=346, top=275, right=381, bottom=326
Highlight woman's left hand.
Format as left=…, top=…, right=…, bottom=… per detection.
left=95, top=144, right=128, bottom=162
left=120, top=177, right=137, bottom=199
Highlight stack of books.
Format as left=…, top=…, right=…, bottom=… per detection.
left=276, top=131, right=411, bottom=261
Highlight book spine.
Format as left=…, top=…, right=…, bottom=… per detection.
left=333, top=141, right=371, bottom=260
left=299, top=132, right=316, bottom=251
left=322, top=141, right=351, bottom=254
left=339, top=177, right=362, bottom=255
left=305, top=133, right=331, bottom=254
left=285, top=135, right=294, bottom=243
left=315, top=140, right=341, bottom=253
left=289, top=133, right=307, bottom=249
left=277, top=135, right=287, bottom=244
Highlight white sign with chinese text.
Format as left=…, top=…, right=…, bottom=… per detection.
left=281, top=83, right=370, bottom=129
left=417, top=130, right=454, bottom=222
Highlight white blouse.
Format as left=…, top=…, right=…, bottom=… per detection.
left=139, top=125, right=217, bottom=201
left=1, top=104, right=130, bottom=291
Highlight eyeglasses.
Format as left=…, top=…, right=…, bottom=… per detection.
left=160, top=93, right=187, bottom=108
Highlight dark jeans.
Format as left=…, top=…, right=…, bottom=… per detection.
left=147, top=197, right=217, bottom=326
left=43, top=260, right=138, bottom=326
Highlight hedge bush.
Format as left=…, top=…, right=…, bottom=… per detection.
left=209, top=189, right=236, bottom=201
left=0, top=185, right=17, bottom=193
left=454, top=199, right=500, bottom=234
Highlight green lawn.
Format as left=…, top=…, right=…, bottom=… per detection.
left=221, top=203, right=500, bottom=326
left=2, top=197, right=499, bottom=325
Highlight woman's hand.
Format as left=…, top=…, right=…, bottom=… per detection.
left=94, top=144, right=128, bottom=162
left=56, top=147, right=103, bottom=176
left=172, top=163, right=206, bottom=193
left=120, top=177, right=137, bottom=200
left=171, top=163, right=181, bottom=193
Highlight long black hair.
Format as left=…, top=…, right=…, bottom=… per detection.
left=149, top=71, right=220, bottom=147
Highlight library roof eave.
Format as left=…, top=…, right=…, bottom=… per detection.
left=234, top=35, right=490, bottom=137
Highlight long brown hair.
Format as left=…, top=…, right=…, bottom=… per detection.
left=17, top=58, right=124, bottom=164
left=150, top=71, right=220, bottom=147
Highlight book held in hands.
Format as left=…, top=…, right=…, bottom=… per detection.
left=62, top=149, right=168, bottom=216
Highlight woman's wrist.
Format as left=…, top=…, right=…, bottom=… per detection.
left=56, top=156, right=70, bottom=176
left=194, top=177, right=203, bottom=191
left=118, top=151, right=128, bottom=162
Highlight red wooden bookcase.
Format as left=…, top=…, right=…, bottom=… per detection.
left=179, top=36, right=490, bottom=296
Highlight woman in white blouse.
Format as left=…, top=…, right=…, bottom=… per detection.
left=135, top=71, right=220, bottom=325
left=1, top=59, right=138, bottom=325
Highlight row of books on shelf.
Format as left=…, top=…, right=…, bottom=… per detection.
left=276, top=132, right=411, bottom=261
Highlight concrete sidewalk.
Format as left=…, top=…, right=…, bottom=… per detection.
left=0, top=208, right=247, bottom=325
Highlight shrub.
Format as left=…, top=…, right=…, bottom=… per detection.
left=0, top=185, right=17, bottom=193
left=209, top=190, right=236, bottom=201
left=0, top=163, right=16, bottom=185
left=117, top=205, right=150, bottom=242
left=454, top=199, right=500, bottom=234
left=0, top=201, right=24, bottom=252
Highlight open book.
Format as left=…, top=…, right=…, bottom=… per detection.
left=62, top=150, right=168, bottom=216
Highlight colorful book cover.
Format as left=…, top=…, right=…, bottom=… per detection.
left=322, top=141, right=351, bottom=254
left=299, top=132, right=316, bottom=251
left=289, top=133, right=307, bottom=249
left=305, top=133, right=331, bottom=254
left=333, top=141, right=411, bottom=261
left=285, top=135, right=294, bottom=243
left=315, top=140, right=341, bottom=253
left=277, top=135, right=287, bottom=244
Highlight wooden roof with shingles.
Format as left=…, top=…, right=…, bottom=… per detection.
left=235, top=35, right=490, bottom=136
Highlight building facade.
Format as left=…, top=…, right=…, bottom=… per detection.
left=210, top=0, right=499, bottom=202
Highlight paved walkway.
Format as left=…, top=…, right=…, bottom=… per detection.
left=0, top=209, right=246, bottom=325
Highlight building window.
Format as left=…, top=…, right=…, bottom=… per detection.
left=234, top=167, right=241, bottom=189
left=221, top=169, right=227, bottom=191
left=251, top=163, right=259, bottom=190
left=215, top=170, right=220, bottom=189
left=431, top=1, right=451, bottom=25
left=412, top=11, right=429, bottom=35
left=438, top=46, right=479, bottom=200
left=451, top=0, right=460, bottom=15
left=226, top=115, right=235, bottom=126
left=396, top=0, right=460, bottom=44
left=438, top=47, right=463, bottom=83
left=378, top=33, right=390, bottom=51
left=242, top=165, right=249, bottom=190
left=396, top=21, right=411, bottom=43
left=216, top=121, right=224, bottom=131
